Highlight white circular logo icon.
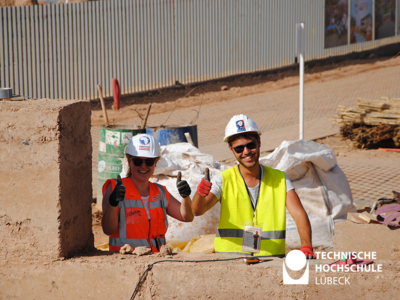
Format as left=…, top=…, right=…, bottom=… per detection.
left=98, top=161, right=106, bottom=173
left=285, top=250, right=307, bottom=271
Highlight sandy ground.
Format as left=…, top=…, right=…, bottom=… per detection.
left=2, top=251, right=400, bottom=299
left=315, top=133, right=400, bottom=162
left=90, top=55, right=400, bottom=127
left=3, top=52, right=400, bottom=299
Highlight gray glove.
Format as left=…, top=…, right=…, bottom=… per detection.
left=177, top=171, right=191, bottom=198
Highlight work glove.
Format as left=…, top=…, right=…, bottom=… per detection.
left=177, top=171, right=191, bottom=198
left=197, top=168, right=212, bottom=197
left=300, top=245, right=316, bottom=259
left=109, top=175, right=126, bottom=207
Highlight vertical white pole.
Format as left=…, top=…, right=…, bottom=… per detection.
left=299, top=33, right=304, bottom=140
left=296, top=22, right=305, bottom=140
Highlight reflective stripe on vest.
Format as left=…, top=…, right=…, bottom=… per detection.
left=216, top=228, right=286, bottom=240
left=214, top=165, right=286, bottom=256
left=103, top=178, right=170, bottom=252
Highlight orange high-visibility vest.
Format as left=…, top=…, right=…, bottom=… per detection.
left=102, top=177, right=170, bottom=252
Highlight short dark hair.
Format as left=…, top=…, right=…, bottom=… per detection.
left=228, top=132, right=260, bottom=146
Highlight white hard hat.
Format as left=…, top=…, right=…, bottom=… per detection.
left=223, top=114, right=261, bottom=143
left=125, top=134, right=161, bottom=158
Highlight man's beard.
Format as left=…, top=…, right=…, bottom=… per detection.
left=237, top=149, right=260, bottom=169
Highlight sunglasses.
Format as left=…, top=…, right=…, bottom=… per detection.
left=130, top=157, right=156, bottom=167
left=233, top=141, right=257, bottom=154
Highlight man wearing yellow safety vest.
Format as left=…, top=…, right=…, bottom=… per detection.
left=192, top=114, right=316, bottom=259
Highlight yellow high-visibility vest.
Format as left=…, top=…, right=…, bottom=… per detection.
left=214, top=165, right=286, bottom=256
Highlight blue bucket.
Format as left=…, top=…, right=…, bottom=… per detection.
left=146, top=124, right=198, bottom=148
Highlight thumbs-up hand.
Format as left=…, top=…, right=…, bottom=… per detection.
left=176, top=171, right=191, bottom=198
left=109, top=175, right=126, bottom=207
left=197, top=168, right=212, bottom=197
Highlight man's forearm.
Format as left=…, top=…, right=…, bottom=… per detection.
left=295, top=212, right=312, bottom=246
left=286, top=190, right=313, bottom=247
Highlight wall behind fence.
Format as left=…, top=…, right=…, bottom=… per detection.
left=1, top=0, right=399, bottom=100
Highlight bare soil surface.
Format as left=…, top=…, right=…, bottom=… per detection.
left=4, top=53, right=400, bottom=300
left=91, top=55, right=400, bottom=127
left=315, top=133, right=400, bottom=161
left=2, top=251, right=400, bottom=299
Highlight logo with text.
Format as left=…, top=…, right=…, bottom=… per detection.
left=283, top=251, right=383, bottom=285
left=139, top=136, right=150, bottom=150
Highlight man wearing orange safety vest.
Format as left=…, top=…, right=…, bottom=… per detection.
left=102, top=134, right=194, bottom=252
left=192, top=114, right=316, bottom=258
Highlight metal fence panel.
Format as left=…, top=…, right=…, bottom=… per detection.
left=1, top=0, right=400, bottom=100
left=49, top=5, right=55, bottom=99
left=0, top=9, right=5, bottom=88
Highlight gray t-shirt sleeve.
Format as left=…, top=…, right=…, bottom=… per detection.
left=210, top=173, right=223, bottom=201
left=285, top=174, right=295, bottom=192
left=210, top=169, right=294, bottom=202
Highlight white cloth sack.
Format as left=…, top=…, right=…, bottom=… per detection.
left=144, top=143, right=228, bottom=242
left=260, top=140, right=356, bottom=248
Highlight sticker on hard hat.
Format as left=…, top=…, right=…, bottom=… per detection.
left=236, top=120, right=246, bottom=132
left=139, top=136, right=150, bottom=145
left=139, top=136, right=150, bottom=151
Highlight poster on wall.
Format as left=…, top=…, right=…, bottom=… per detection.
left=375, top=0, right=396, bottom=39
left=325, top=0, right=349, bottom=48
left=350, top=0, right=373, bottom=43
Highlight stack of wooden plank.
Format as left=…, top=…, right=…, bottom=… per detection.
left=330, top=97, right=400, bottom=126
left=330, top=97, right=400, bottom=149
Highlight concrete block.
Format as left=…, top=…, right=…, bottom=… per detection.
left=0, top=99, right=93, bottom=260
left=334, top=220, right=400, bottom=260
